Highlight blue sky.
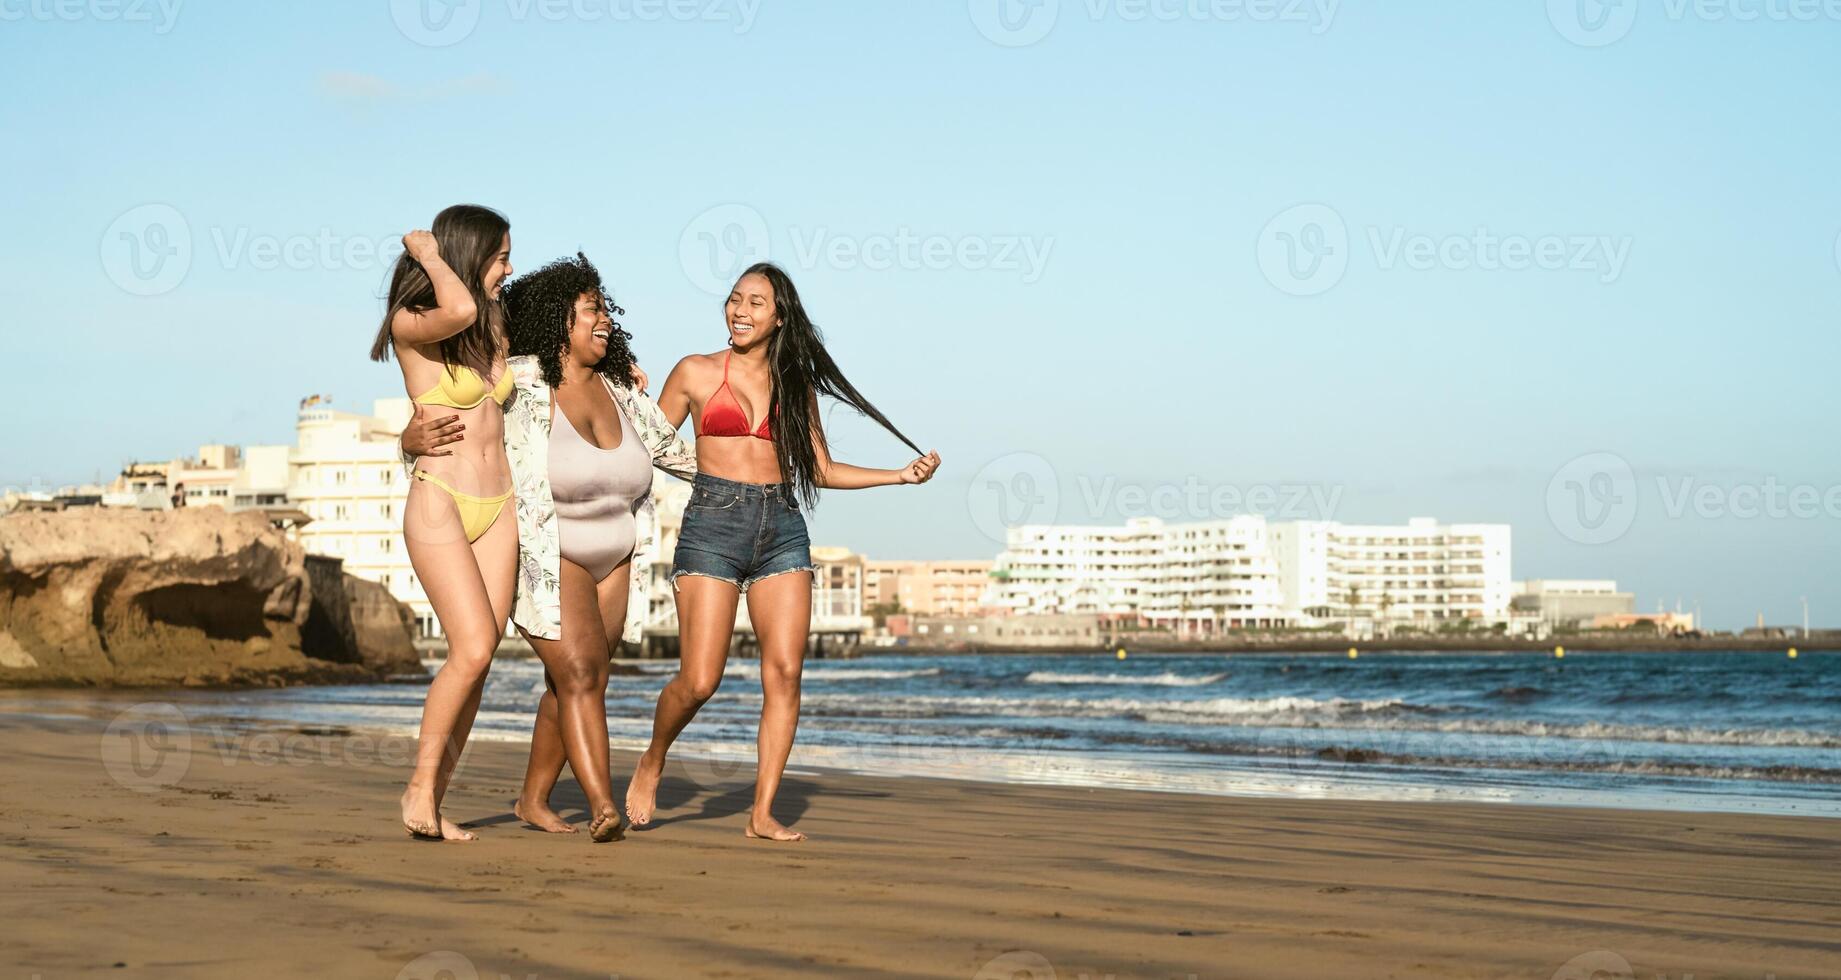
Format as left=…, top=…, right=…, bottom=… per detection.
left=2, top=0, right=1837, bottom=628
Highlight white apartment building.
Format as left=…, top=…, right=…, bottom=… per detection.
left=993, top=515, right=1513, bottom=629
left=287, top=399, right=431, bottom=633
left=989, top=518, right=1161, bottom=616
left=990, top=516, right=1290, bottom=628
left=1270, top=518, right=1513, bottom=625
left=1141, top=517, right=1290, bottom=630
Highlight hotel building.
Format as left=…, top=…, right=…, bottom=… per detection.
left=991, top=515, right=1512, bottom=630
left=1269, top=518, right=1513, bottom=625
left=863, top=559, right=996, bottom=617
left=989, top=516, right=1291, bottom=630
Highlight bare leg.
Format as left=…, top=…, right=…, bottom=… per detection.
left=514, top=668, right=574, bottom=833
left=625, top=575, right=739, bottom=826
left=518, top=561, right=633, bottom=832
left=742, top=571, right=812, bottom=842
left=525, top=558, right=629, bottom=842
left=399, top=483, right=516, bottom=841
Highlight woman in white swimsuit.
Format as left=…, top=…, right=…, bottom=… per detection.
left=406, top=252, right=693, bottom=842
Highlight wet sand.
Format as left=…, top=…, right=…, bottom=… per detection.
left=3, top=710, right=1839, bottom=979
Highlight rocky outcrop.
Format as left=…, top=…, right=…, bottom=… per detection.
left=0, top=508, right=427, bottom=687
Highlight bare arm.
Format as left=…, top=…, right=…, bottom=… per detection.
left=389, top=230, right=479, bottom=347
left=654, top=356, right=699, bottom=430
left=810, top=395, right=940, bottom=490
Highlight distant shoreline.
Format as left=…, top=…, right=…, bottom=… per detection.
left=876, top=636, right=1834, bottom=655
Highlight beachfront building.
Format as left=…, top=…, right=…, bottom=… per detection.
left=287, top=398, right=430, bottom=633
left=863, top=559, right=996, bottom=617
left=101, top=444, right=291, bottom=512
left=989, top=517, right=1290, bottom=629
left=1270, top=518, right=1514, bottom=628
left=1510, top=579, right=1636, bottom=629
left=1140, top=517, right=1291, bottom=632
left=988, top=518, right=1162, bottom=617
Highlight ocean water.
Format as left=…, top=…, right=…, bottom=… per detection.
left=160, top=650, right=1840, bottom=817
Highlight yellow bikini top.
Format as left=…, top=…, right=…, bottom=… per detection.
left=414, top=364, right=514, bottom=410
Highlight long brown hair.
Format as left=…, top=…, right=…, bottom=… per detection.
left=743, top=263, right=923, bottom=508
left=368, top=204, right=509, bottom=375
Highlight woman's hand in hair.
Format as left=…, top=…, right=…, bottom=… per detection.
left=403, top=230, right=440, bottom=265
left=628, top=360, right=649, bottom=393
left=899, top=451, right=942, bottom=485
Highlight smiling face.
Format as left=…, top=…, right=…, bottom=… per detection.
left=566, top=290, right=612, bottom=368
left=481, top=232, right=513, bottom=300
left=725, top=272, right=781, bottom=351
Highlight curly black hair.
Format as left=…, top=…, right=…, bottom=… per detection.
left=501, top=252, right=634, bottom=391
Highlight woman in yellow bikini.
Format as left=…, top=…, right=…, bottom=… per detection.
left=368, top=203, right=516, bottom=841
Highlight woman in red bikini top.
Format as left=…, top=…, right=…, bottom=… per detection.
left=622, top=262, right=941, bottom=843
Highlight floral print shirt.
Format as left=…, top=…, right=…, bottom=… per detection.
left=501, top=355, right=697, bottom=644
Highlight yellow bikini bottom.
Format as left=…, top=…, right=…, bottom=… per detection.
left=414, top=471, right=512, bottom=543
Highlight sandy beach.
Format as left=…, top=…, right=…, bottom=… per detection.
left=4, top=706, right=1839, bottom=980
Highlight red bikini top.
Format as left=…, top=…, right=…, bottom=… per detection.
left=697, top=351, right=773, bottom=441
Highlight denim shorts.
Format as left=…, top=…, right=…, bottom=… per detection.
left=670, top=474, right=816, bottom=593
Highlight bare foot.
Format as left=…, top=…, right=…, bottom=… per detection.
left=401, top=789, right=441, bottom=840
left=624, top=751, right=663, bottom=827
left=744, top=815, right=806, bottom=842
left=513, top=798, right=576, bottom=834
left=439, top=815, right=477, bottom=842
left=589, top=805, right=625, bottom=844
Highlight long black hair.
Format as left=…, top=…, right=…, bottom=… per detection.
left=501, top=252, right=633, bottom=391
left=743, top=262, right=923, bottom=508
left=368, top=203, right=509, bottom=376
